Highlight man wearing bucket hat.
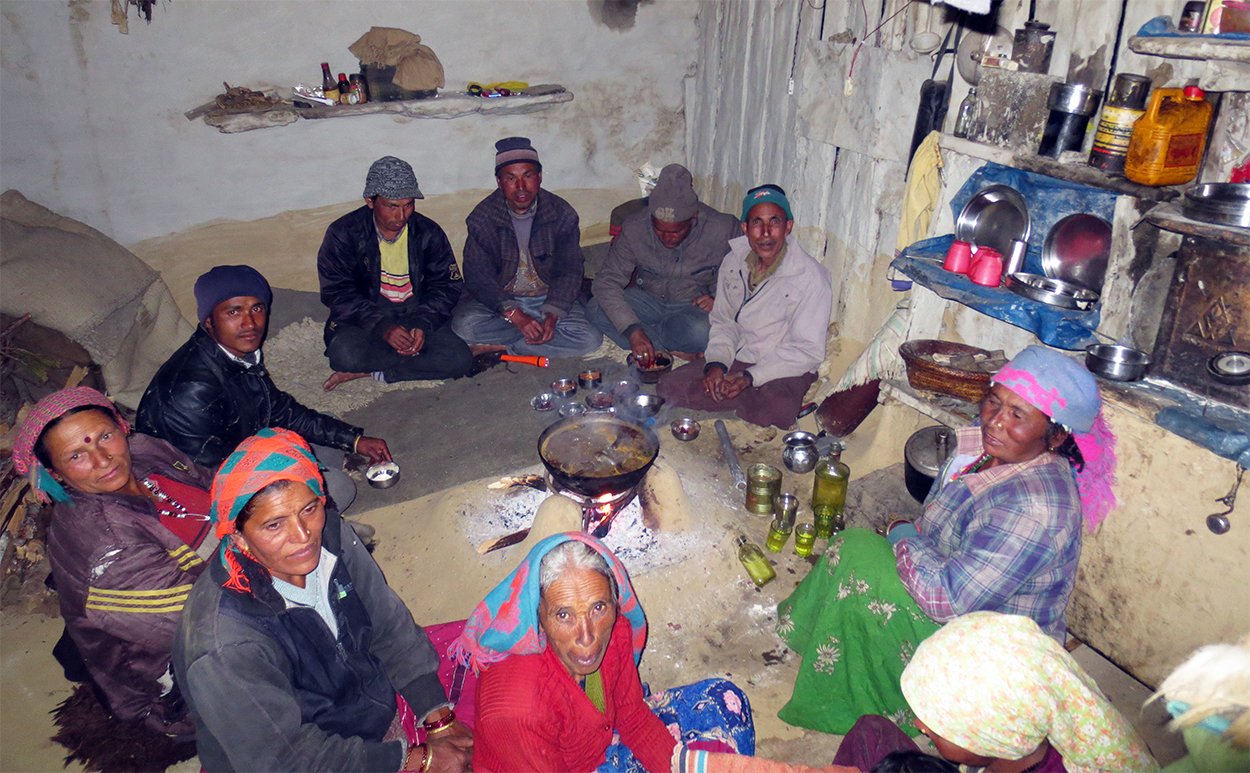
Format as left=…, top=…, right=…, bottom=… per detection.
left=658, top=185, right=832, bottom=429
left=452, top=137, right=602, bottom=359
left=317, top=156, right=473, bottom=390
left=137, top=264, right=390, bottom=512
left=586, top=163, right=740, bottom=363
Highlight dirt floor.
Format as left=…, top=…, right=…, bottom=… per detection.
left=0, top=297, right=1187, bottom=771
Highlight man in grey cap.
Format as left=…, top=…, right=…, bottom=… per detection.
left=452, top=137, right=602, bottom=359
left=586, top=163, right=739, bottom=363
left=317, top=155, right=472, bottom=390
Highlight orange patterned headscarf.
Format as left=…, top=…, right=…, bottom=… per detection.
left=209, top=427, right=325, bottom=593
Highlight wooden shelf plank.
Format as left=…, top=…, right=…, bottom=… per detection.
left=198, top=89, right=574, bottom=134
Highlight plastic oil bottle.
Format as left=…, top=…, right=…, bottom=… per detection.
left=1124, top=86, right=1214, bottom=186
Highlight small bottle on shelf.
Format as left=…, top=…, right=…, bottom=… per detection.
left=337, top=73, right=352, bottom=105
left=953, top=86, right=978, bottom=139
left=321, top=62, right=339, bottom=103
left=736, top=535, right=776, bottom=587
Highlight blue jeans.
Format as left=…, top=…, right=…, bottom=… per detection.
left=586, top=287, right=710, bottom=353
left=451, top=295, right=603, bottom=358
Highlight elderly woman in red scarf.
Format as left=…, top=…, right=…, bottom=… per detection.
left=453, top=532, right=755, bottom=772
left=13, top=386, right=215, bottom=736
left=173, top=428, right=471, bottom=772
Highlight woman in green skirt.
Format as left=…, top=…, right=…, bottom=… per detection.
left=777, top=346, right=1116, bottom=734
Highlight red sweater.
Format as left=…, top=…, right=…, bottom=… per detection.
left=473, top=616, right=677, bottom=772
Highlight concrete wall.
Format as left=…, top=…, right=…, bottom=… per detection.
left=0, top=0, right=698, bottom=245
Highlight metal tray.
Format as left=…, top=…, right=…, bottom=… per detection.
left=1005, top=273, right=1100, bottom=310
left=956, top=184, right=1031, bottom=256
left=1041, top=213, right=1112, bottom=292
left=1182, top=183, right=1250, bottom=228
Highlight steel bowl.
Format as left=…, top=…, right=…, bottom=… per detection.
left=366, top=461, right=401, bottom=489
left=559, top=402, right=587, bottom=418
left=585, top=390, right=615, bottom=412
left=578, top=369, right=603, bottom=390
left=624, top=393, right=665, bottom=420
left=551, top=377, right=577, bottom=397
left=671, top=417, right=701, bottom=441
left=1085, top=344, right=1151, bottom=382
left=1183, top=183, right=1250, bottom=228
left=627, top=352, right=673, bottom=384
left=531, top=392, right=558, bottom=412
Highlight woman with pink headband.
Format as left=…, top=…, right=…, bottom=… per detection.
left=777, top=345, right=1116, bottom=737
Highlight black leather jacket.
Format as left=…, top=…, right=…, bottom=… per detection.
left=136, top=328, right=361, bottom=467
left=317, top=205, right=463, bottom=342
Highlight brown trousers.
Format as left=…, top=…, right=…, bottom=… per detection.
left=657, top=361, right=816, bottom=429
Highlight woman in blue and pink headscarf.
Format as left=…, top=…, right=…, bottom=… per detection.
left=777, top=345, right=1117, bottom=736
left=453, top=532, right=755, bottom=772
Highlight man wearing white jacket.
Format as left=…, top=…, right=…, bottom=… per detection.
left=658, top=184, right=832, bottom=428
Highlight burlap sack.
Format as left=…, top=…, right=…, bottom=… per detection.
left=348, top=26, right=445, bottom=91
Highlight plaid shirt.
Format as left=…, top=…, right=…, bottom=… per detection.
left=895, top=427, right=1083, bottom=639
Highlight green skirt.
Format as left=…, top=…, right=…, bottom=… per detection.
left=776, top=528, right=941, bottom=736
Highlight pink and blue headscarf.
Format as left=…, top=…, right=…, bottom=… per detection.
left=992, top=345, right=1117, bottom=532
left=451, top=532, right=647, bottom=671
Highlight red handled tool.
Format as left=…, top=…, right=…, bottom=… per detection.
left=500, top=354, right=549, bottom=368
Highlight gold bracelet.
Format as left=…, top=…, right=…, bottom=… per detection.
left=420, top=743, right=433, bottom=773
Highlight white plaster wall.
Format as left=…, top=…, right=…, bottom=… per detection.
left=0, top=0, right=698, bottom=245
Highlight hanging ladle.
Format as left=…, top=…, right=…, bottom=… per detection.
left=1206, top=464, right=1245, bottom=535
left=910, top=1, right=942, bottom=54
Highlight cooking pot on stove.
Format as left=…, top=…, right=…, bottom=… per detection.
left=538, top=413, right=660, bottom=499
left=904, top=426, right=955, bottom=503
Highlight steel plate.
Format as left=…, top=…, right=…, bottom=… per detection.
left=1005, top=273, right=1100, bottom=310
left=1041, top=213, right=1112, bottom=292
left=1183, top=183, right=1250, bottom=228
left=955, top=184, right=1031, bottom=257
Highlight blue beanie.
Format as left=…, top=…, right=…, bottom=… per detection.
left=741, top=184, right=793, bottom=221
left=194, top=265, right=273, bottom=323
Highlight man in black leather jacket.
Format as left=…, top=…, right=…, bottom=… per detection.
left=136, top=265, right=390, bottom=510
left=318, top=156, right=472, bottom=391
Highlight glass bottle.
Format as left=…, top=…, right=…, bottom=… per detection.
left=337, top=73, right=352, bottom=105
left=812, top=445, right=850, bottom=539
left=736, top=535, right=776, bottom=587
left=321, top=63, right=340, bottom=102
left=953, top=86, right=978, bottom=138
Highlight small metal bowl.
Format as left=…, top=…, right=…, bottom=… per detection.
left=671, top=417, right=700, bottom=441
left=1085, top=344, right=1151, bottom=382
left=551, top=377, right=577, bottom=397
left=585, top=390, right=615, bottom=412
left=611, top=379, right=639, bottom=399
left=578, top=369, right=603, bottom=390
left=531, top=392, right=558, bottom=412
left=558, top=402, right=587, bottom=418
left=627, top=352, right=674, bottom=384
left=366, top=461, right=401, bottom=489
left=626, top=393, right=666, bottom=420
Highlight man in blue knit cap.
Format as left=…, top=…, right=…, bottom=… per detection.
left=452, top=137, right=602, bottom=359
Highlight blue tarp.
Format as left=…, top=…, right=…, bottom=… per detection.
left=894, top=162, right=1115, bottom=350
left=1136, top=15, right=1250, bottom=40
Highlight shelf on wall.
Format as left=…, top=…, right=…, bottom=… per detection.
left=190, top=89, right=574, bottom=134
left=879, top=380, right=978, bottom=428
left=1144, top=201, right=1250, bottom=246
left=1127, top=35, right=1250, bottom=90
left=939, top=136, right=1180, bottom=202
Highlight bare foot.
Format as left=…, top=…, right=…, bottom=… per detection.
left=323, top=371, right=369, bottom=391
left=670, top=351, right=704, bottom=362
left=469, top=344, right=507, bottom=356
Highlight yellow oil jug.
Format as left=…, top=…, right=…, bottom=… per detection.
left=1125, top=86, right=1213, bottom=186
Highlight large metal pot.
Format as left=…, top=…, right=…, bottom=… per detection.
left=904, top=426, right=955, bottom=503
left=537, top=413, right=659, bottom=498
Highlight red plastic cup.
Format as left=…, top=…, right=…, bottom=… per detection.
left=943, top=240, right=974, bottom=273
left=969, top=247, right=1004, bottom=286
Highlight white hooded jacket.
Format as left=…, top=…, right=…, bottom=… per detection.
left=705, top=234, right=832, bottom=387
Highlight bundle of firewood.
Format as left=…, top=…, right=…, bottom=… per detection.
left=214, top=82, right=280, bottom=113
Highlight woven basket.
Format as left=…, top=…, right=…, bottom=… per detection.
left=899, top=340, right=993, bottom=403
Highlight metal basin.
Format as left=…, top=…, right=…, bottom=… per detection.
left=1085, top=344, right=1151, bottom=382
